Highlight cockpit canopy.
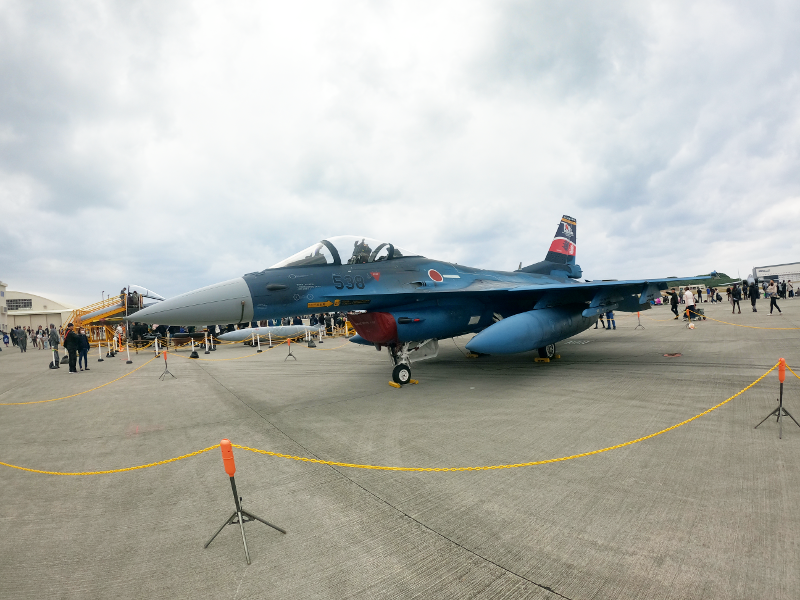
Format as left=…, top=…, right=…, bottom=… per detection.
left=269, top=235, right=421, bottom=269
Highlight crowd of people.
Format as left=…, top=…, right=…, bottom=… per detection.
left=661, top=278, right=792, bottom=319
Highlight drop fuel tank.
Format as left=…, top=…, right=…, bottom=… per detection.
left=465, top=306, right=594, bottom=355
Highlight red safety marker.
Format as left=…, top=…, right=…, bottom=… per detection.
left=779, top=357, right=786, bottom=383
left=220, top=438, right=236, bottom=477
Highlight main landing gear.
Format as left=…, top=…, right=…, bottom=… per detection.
left=387, top=339, right=439, bottom=385
left=538, top=344, right=556, bottom=359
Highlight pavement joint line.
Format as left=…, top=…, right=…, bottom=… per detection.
left=0, top=356, right=158, bottom=406
left=1, top=362, right=781, bottom=476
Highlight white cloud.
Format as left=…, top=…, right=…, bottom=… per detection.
left=1, top=0, right=799, bottom=306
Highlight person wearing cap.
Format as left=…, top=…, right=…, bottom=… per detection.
left=48, top=324, right=61, bottom=366
left=63, top=323, right=80, bottom=373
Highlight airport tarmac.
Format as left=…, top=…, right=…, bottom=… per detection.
left=1, top=300, right=799, bottom=599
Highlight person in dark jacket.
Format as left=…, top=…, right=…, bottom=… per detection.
left=749, top=281, right=759, bottom=312
left=15, top=326, right=27, bottom=352
left=48, top=324, right=61, bottom=367
left=77, top=327, right=91, bottom=371
left=669, top=288, right=680, bottom=319
left=731, top=284, right=742, bottom=314
left=63, top=323, right=80, bottom=373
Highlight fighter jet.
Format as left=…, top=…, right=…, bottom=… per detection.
left=131, top=216, right=708, bottom=384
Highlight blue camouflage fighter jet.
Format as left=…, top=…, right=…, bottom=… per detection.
left=132, top=216, right=708, bottom=384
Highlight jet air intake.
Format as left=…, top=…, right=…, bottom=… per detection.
left=465, top=307, right=594, bottom=355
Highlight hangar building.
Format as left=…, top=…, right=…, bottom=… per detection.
left=752, top=261, right=800, bottom=283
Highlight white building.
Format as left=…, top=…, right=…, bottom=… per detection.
left=752, top=262, right=800, bottom=284
left=0, top=280, right=7, bottom=333
left=5, top=290, right=75, bottom=329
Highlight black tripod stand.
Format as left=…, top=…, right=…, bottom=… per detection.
left=205, top=474, right=286, bottom=564
left=284, top=339, right=296, bottom=361
left=755, top=378, right=799, bottom=439
left=634, top=311, right=645, bottom=330
left=159, top=351, right=175, bottom=380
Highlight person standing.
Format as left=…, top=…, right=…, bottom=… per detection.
left=595, top=313, right=606, bottom=329
left=748, top=281, right=759, bottom=312
left=15, top=326, right=27, bottom=352
left=788, top=280, right=794, bottom=298
left=669, top=288, right=680, bottom=319
left=48, top=324, right=61, bottom=366
left=731, top=284, right=742, bottom=314
left=683, top=287, right=696, bottom=319
left=77, top=327, right=91, bottom=371
left=64, top=323, right=80, bottom=373
left=696, top=287, right=703, bottom=303
left=2, top=331, right=8, bottom=348
left=605, top=310, right=616, bottom=330
left=767, top=280, right=782, bottom=315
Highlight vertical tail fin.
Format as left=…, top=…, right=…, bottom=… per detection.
left=545, top=215, right=577, bottom=264
left=518, top=215, right=581, bottom=278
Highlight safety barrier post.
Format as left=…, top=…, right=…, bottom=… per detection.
left=317, top=327, right=324, bottom=344
left=268, top=332, right=273, bottom=348
left=154, top=337, right=159, bottom=357
left=159, top=350, right=175, bottom=380
left=125, top=342, right=133, bottom=364
left=51, top=348, right=59, bottom=369
left=189, top=339, right=199, bottom=359
left=204, top=439, right=286, bottom=564
left=256, top=332, right=262, bottom=353
left=635, top=311, right=645, bottom=330
left=755, top=358, right=799, bottom=438
left=307, top=328, right=316, bottom=348
left=284, top=337, right=296, bottom=361
left=204, top=333, right=210, bottom=355
left=97, top=342, right=104, bottom=363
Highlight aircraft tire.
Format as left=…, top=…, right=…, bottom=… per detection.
left=392, top=364, right=411, bottom=385
left=537, top=344, right=555, bottom=359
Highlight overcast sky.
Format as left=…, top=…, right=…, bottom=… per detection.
left=2, top=1, right=799, bottom=307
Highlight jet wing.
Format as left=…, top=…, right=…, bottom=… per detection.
left=387, top=275, right=709, bottom=315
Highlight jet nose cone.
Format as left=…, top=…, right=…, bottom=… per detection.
left=132, top=277, right=255, bottom=325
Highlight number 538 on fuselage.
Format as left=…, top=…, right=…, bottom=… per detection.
left=131, top=216, right=709, bottom=385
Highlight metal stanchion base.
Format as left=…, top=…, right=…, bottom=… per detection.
left=159, top=367, right=176, bottom=380
left=204, top=509, right=286, bottom=565
left=284, top=350, right=296, bottom=361
left=755, top=405, right=799, bottom=439
left=126, top=360, right=133, bottom=364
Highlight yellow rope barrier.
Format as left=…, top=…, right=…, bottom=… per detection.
left=234, top=362, right=779, bottom=471
left=0, top=445, right=220, bottom=476
left=3, top=362, right=780, bottom=475
left=0, top=356, right=158, bottom=406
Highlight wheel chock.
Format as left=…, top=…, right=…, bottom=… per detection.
left=554, top=354, right=561, bottom=359
left=388, top=381, right=401, bottom=389
left=409, top=379, right=419, bottom=385
left=466, top=352, right=480, bottom=359
left=534, top=357, right=550, bottom=363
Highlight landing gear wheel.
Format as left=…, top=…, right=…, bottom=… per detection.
left=538, top=344, right=555, bottom=359
left=392, top=364, right=411, bottom=385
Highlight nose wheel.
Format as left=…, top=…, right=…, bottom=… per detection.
left=392, top=364, right=411, bottom=385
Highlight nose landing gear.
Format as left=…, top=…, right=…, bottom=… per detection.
left=386, top=339, right=438, bottom=387
left=392, top=364, right=411, bottom=385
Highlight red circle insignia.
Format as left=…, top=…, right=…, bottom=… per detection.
left=428, top=269, right=444, bottom=282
